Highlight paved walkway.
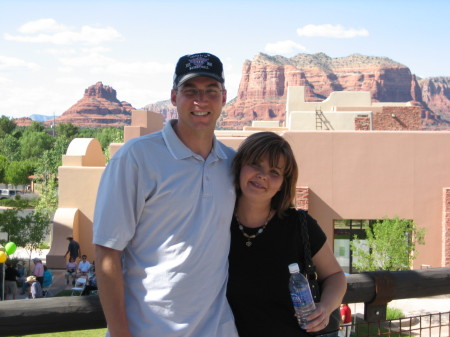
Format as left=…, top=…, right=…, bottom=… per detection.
left=350, top=295, right=450, bottom=336
left=352, top=294, right=450, bottom=318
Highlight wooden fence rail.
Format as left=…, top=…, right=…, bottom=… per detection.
left=0, top=267, right=449, bottom=336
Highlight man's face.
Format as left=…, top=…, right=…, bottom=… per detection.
left=171, top=76, right=226, bottom=136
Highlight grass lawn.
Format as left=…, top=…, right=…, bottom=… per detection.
left=351, top=307, right=410, bottom=337
left=8, top=329, right=107, bottom=337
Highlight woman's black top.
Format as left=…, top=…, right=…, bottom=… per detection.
left=227, top=208, right=326, bottom=337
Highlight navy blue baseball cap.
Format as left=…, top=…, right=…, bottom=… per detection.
left=173, top=52, right=225, bottom=88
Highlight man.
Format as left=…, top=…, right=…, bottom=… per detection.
left=64, top=236, right=81, bottom=261
left=4, top=262, right=19, bottom=300
left=32, top=258, right=44, bottom=287
left=77, top=255, right=91, bottom=276
left=93, top=52, right=238, bottom=337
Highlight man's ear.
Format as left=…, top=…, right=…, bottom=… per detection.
left=171, top=89, right=177, bottom=106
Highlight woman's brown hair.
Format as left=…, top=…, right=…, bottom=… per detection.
left=232, top=132, right=299, bottom=218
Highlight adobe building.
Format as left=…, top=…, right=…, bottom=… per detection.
left=285, top=86, right=421, bottom=131
left=46, top=89, right=450, bottom=273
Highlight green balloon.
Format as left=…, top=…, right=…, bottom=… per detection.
left=5, top=242, right=16, bottom=255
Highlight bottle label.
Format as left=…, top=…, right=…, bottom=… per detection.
left=290, top=289, right=314, bottom=307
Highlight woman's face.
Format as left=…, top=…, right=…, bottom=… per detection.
left=239, top=154, right=285, bottom=203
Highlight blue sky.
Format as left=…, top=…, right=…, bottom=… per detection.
left=1, top=0, right=449, bottom=118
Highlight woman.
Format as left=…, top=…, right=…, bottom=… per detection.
left=227, top=132, right=346, bottom=337
left=43, top=265, right=53, bottom=287
left=65, top=257, right=77, bottom=286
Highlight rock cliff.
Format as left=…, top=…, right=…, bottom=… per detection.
left=142, top=100, right=178, bottom=121
left=419, top=77, right=450, bottom=122
left=53, top=82, right=135, bottom=128
left=220, top=53, right=446, bottom=129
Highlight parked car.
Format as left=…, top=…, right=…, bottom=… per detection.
left=0, top=189, right=18, bottom=199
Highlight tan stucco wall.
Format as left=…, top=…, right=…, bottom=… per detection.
left=46, top=138, right=106, bottom=269
left=124, top=110, right=165, bottom=143
left=288, top=111, right=373, bottom=131
left=48, top=118, right=450, bottom=270
left=220, top=131, right=450, bottom=269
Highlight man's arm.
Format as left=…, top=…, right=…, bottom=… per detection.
left=95, top=244, right=132, bottom=337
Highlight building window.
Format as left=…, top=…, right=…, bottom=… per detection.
left=333, top=219, right=376, bottom=274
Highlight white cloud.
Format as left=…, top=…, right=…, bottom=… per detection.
left=54, top=77, right=86, bottom=85
left=4, top=20, right=121, bottom=45
left=297, top=24, right=369, bottom=38
left=265, top=40, right=307, bottom=55
left=0, top=76, right=12, bottom=84
left=0, top=55, right=40, bottom=71
left=18, top=18, right=68, bottom=34
left=45, top=48, right=78, bottom=56
left=58, top=51, right=173, bottom=77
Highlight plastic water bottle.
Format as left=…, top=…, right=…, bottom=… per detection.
left=288, top=263, right=316, bottom=329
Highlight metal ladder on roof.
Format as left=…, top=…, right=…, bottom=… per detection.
left=315, top=108, right=334, bottom=130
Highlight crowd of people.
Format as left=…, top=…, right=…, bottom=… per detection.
left=4, top=258, right=48, bottom=299
left=64, top=254, right=97, bottom=294
left=3, top=249, right=97, bottom=299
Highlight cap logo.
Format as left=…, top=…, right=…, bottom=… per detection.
left=186, top=56, right=212, bottom=71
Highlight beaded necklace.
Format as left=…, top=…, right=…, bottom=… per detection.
left=235, top=210, right=272, bottom=247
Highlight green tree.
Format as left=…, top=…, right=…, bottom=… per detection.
left=0, top=208, right=23, bottom=243
left=0, top=208, right=50, bottom=262
left=76, top=128, right=97, bottom=138
left=35, top=136, right=71, bottom=182
left=34, top=176, right=58, bottom=220
left=56, top=122, right=79, bottom=139
left=0, top=115, right=17, bottom=137
left=27, top=121, right=45, bottom=133
left=22, top=210, right=51, bottom=258
left=19, top=130, right=54, bottom=159
left=96, top=127, right=124, bottom=150
left=0, top=134, right=20, bottom=161
left=0, top=155, right=7, bottom=183
left=350, top=217, right=425, bottom=271
left=4, top=160, right=35, bottom=186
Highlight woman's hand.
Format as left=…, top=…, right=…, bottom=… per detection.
left=300, top=302, right=332, bottom=333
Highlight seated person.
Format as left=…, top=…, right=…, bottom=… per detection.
left=42, top=265, right=53, bottom=296
left=77, top=255, right=91, bottom=277
left=65, top=257, right=78, bottom=286
left=16, top=262, right=27, bottom=286
left=43, top=265, right=53, bottom=287
left=26, top=275, right=43, bottom=299
left=82, top=264, right=98, bottom=296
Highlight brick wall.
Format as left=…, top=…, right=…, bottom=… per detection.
left=443, top=188, right=450, bottom=266
left=355, top=115, right=371, bottom=130
left=295, top=186, right=309, bottom=210
left=373, top=106, right=421, bottom=130
left=219, top=119, right=252, bottom=129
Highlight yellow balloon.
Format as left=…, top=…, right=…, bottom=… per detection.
left=0, top=251, right=7, bottom=263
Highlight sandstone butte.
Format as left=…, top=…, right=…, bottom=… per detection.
left=44, top=81, right=135, bottom=128
left=221, top=53, right=450, bottom=130
left=13, top=53, right=450, bottom=130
